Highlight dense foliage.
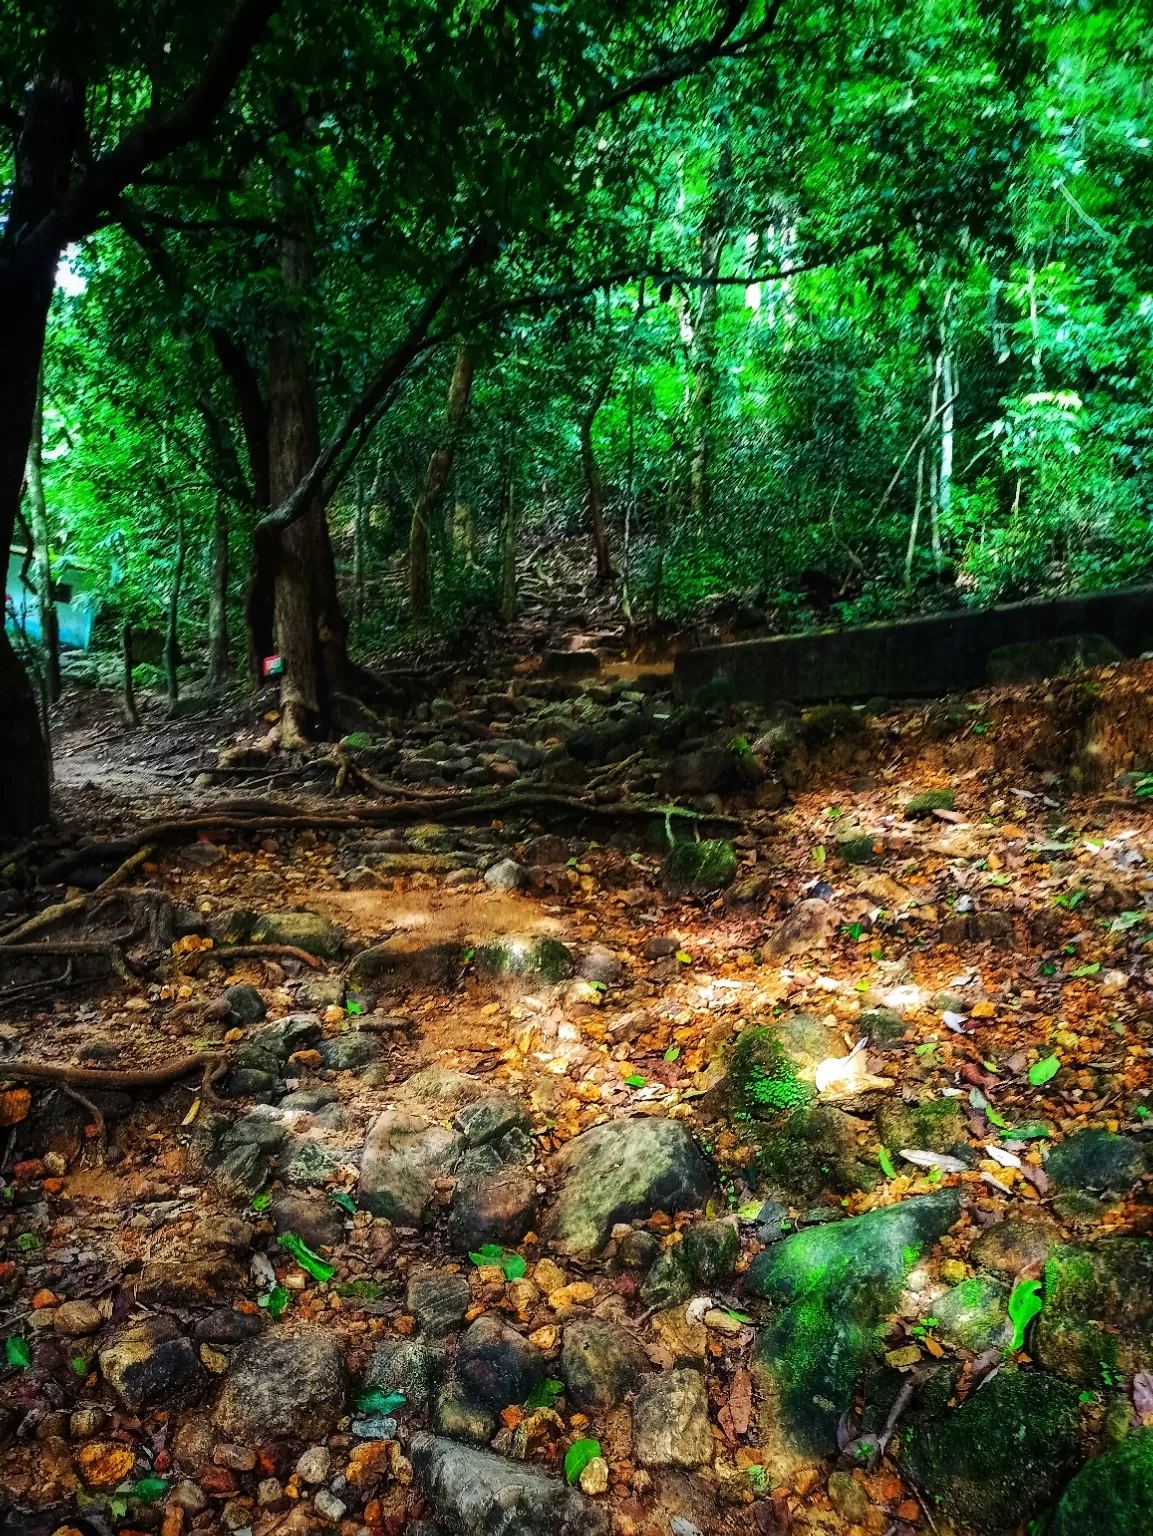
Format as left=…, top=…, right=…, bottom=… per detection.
left=11, top=0, right=1153, bottom=679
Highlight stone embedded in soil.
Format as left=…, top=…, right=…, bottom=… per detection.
left=575, top=943, right=622, bottom=985
left=663, top=838, right=737, bottom=896
left=474, top=934, right=573, bottom=982
left=53, top=1299, right=102, bottom=1336
left=641, top=1218, right=739, bottom=1309
left=249, top=910, right=345, bottom=957
left=270, top=1191, right=344, bottom=1250
left=135, top=1257, right=243, bottom=1308
left=408, top=1270, right=471, bottom=1337
left=632, top=1368, right=714, bottom=1468
left=544, top=1116, right=714, bottom=1258
left=456, top=1314, right=546, bottom=1408
left=933, top=1275, right=1011, bottom=1352
left=193, top=1309, right=263, bottom=1345
left=249, top=1013, right=323, bottom=1062
left=484, top=857, right=526, bottom=891
left=899, top=1368, right=1082, bottom=1533
left=752, top=1104, right=879, bottom=1201
left=875, top=1095, right=968, bottom=1154
left=746, top=1191, right=960, bottom=1462
left=364, top=1339, right=445, bottom=1408
left=1049, top=1426, right=1153, bottom=1536
left=99, top=1319, right=202, bottom=1412
left=765, top=896, right=838, bottom=958
left=449, top=1143, right=538, bottom=1251
left=433, top=1385, right=497, bottom=1443
left=213, top=1330, right=347, bottom=1442
left=1033, top=1238, right=1153, bottom=1385
left=275, top=1135, right=347, bottom=1188
left=411, top=1430, right=609, bottom=1536
left=561, top=1318, right=651, bottom=1409
left=222, top=981, right=266, bottom=1024
left=316, top=1030, right=383, bottom=1070
left=347, top=937, right=464, bottom=990
left=969, top=1216, right=1057, bottom=1277
left=211, top=1141, right=269, bottom=1201
left=1045, top=1128, right=1146, bottom=1192
left=455, top=1093, right=530, bottom=1147
left=358, top=1108, right=464, bottom=1225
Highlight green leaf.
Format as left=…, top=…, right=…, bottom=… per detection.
left=723, top=1306, right=753, bottom=1324
left=261, top=1286, right=290, bottom=1319
left=251, top=1192, right=271, bottom=1211
left=1008, top=1123, right=1052, bottom=1140
left=624, top=1074, right=646, bottom=1088
left=133, top=1478, right=168, bottom=1503
left=5, top=1337, right=31, bottom=1369
left=524, top=1377, right=564, bottom=1410
left=1070, top=963, right=1100, bottom=977
left=812, top=844, right=826, bottom=865
left=564, top=1437, right=602, bottom=1485
left=71, top=1355, right=86, bottom=1375
left=664, top=1045, right=680, bottom=1061
left=346, top=999, right=363, bottom=1015
left=1028, top=1055, right=1060, bottom=1086
left=736, top=1200, right=763, bottom=1220
left=469, top=1244, right=506, bottom=1266
left=878, top=1146, right=896, bottom=1179
left=278, top=1231, right=335, bottom=1283
left=1008, top=1277, right=1044, bottom=1351
left=330, top=1190, right=356, bottom=1215
left=674, top=950, right=692, bottom=964
left=502, top=1252, right=527, bottom=1281
left=356, top=1387, right=406, bottom=1415
left=16, top=1232, right=42, bottom=1253
left=107, top=1497, right=129, bottom=1521
left=986, top=1107, right=1009, bottom=1130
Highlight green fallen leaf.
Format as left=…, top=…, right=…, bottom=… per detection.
left=878, top=1147, right=896, bottom=1179
left=524, top=1377, right=564, bottom=1410
left=278, top=1231, right=335, bottom=1283
left=469, top=1243, right=505, bottom=1267
left=261, top=1286, right=290, bottom=1318
left=107, top=1497, right=129, bottom=1521
left=133, top=1478, right=168, bottom=1503
left=1008, top=1277, right=1044, bottom=1351
left=1070, top=963, right=1100, bottom=978
left=812, top=844, right=827, bottom=865
left=675, top=950, right=692, bottom=965
left=986, top=1107, right=1009, bottom=1130
left=624, top=1074, right=646, bottom=1088
left=346, top=999, right=363, bottom=1015
left=71, top=1355, right=86, bottom=1375
left=4, top=1337, right=31, bottom=1369
left=356, top=1387, right=406, bottom=1415
left=723, top=1307, right=753, bottom=1324
left=564, top=1437, right=602, bottom=1486
left=251, top=1193, right=271, bottom=1211
left=1008, top=1123, right=1052, bottom=1140
left=502, top=1252, right=527, bottom=1282
left=16, top=1233, right=41, bottom=1253
left=1028, top=1055, right=1060, bottom=1086
left=664, top=1045, right=680, bottom=1062
left=330, top=1190, right=356, bottom=1215
left=736, top=1200, right=764, bottom=1220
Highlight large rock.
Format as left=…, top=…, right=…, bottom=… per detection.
left=746, top=1192, right=959, bottom=1464
left=545, top=1117, right=714, bottom=1258
left=99, top=1319, right=202, bottom=1412
left=1045, top=1129, right=1146, bottom=1193
left=249, top=911, right=345, bottom=958
left=875, top=1096, right=968, bottom=1154
left=410, top=1432, right=609, bottom=1536
left=1050, top=1428, right=1153, bottom=1536
left=347, top=938, right=463, bottom=990
left=562, top=1319, right=650, bottom=1409
left=899, top=1369, right=1082, bottom=1533
left=456, top=1315, right=545, bottom=1408
left=473, top=935, right=573, bottom=982
left=449, top=1144, right=537, bottom=1251
left=632, top=1368, right=713, bottom=1468
left=969, top=1217, right=1057, bottom=1278
left=358, top=1108, right=464, bottom=1225
left=213, top=1330, right=347, bottom=1442
left=1034, top=1238, right=1153, bottom=1385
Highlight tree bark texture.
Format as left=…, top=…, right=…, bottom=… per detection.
left=25, top=371, right=60, bottom=703
left=689, top=136, right=732, bottom=520
left=208, top=494, right=231, bottom=686
left=579, top=368, right=614, bottom=584
left=409, top=346, right=475, bottom=618
left=165, top=512, right=186, bottom=707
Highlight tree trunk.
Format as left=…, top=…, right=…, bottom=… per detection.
left=122, top=623, right=141, bottom=728
left=689, top=135, right=732, bottom=520
left=208, top=493, right=231, bottom=686
left=501, top=476, right=518, bottom=624
left=409, top=345, right=475, bottom=618
left=579, top=369, right=614, bottom=584
left=24, top=371, right=60, bottom=703
left=165, top=512, right=186, bottom=708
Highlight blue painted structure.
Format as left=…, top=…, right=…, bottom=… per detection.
left=5, top=549, right=98, bottom=650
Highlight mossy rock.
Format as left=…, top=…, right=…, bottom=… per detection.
left=639, top=1220, right=739, bottom=1308
left=1050, top=1428, right=1153, bottom=1536
left=837, top=833, right=883, bottom=865
left=249, top=910, right=345, bottom=958
left=663, top=838, right=737, bottom=895
left=747, top=1192, right=959, bottom=1458
left=754, top=1104, right=879, bottom=1200
left=875, top=1097, right=967, bottom=1154
left=727, top=1024, right=817, bottom=1119
left=1045, top=1129, right=1146, bottom=1193
left=905, top=789, right=955, bottom=818
left=933, top=1276, right=1011, bottom=1352
left=473, top=935, right=573, bottom=983
left=859, top=1008, right=907, bottom=1044
left=802, top=703, right=863, bottom=740
left=1034, top=1239, right=1153, bottom=1387
left=900, top=1368, right=1082, bottom=1534
left=407, top=822, right=460, bottom=853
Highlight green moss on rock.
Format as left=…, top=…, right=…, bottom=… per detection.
left=901, top=1369, right=1082, bottom=1533
left=754, top=1104, right=879, bottom=1200
left=728, top=1026, right=814, bottom=1118
left=875, top=1096, right=967, bottom=1154
left=1050, top=1429, right=1153, bottom=1536
left=663, top=838, right=738, bottom=895
left=1035, top=1238, right=1153, bottom=1387
left=905, top=789, right=955, bottom=817
left=1045, top=1129, right=1146, bottom=1193
left=473, top=936, right=573, bottom=982
left=933, top=1276, right=1010, bottom=1352
left=803, top=703, right=863, bottom=740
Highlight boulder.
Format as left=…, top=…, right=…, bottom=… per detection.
left=545, top=1117, right=714, bottom=1258
left=213, top=1330, right=347, bottom=1442
left=99, top=1319, right=202, bottom=1412
left=317, top=1031, right=383, bottom=1071
left=473, top=936, right=573, bottom=982
left=1049, top=1427, right=1153, bottom=1536
left=899, top=1369, right=1082, bottom=1533
left=249, top=911, right=345, bottom=958
left=933, top=1276, right=1011, bottom=1352
left=1045, top=1129, right=1146, bottom=1193
left=632, top=1369, right=713, bottom=1468
left=1034, top=1238, right=1153, bottom=1385
left=358, top=1108, right=464, bottom=1225
left=455, top=1094, right=530, bottom=1147
left=484, top=858, right=526, bottom=892
left=561, top=1319, right=650, bottom=1409
left=450, top=1144, right=538, bottom=1251
left=456, top=1315, right=545, bottom=1408
left=410, top=1431, right=609, bottom=1536
left=347, top=937, right=464, bottom=990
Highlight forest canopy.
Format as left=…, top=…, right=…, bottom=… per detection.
left=3, top=0, right=1153, bottom=835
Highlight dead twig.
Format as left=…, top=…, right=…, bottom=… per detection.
left=60, top=1082, right=106, bottom=1158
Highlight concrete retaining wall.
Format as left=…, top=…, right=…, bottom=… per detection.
left=673, top=585, right=1153, bottom=704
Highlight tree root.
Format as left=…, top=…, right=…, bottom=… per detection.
left=0, top=1050, right=232, bottom=1092
left=208, top=943, right=322, bottom=969
left=0, top=845, right=155, bottom=947
left=60, top=1083, right=106, bottom=1157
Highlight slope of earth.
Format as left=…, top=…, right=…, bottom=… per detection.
left=1, top=656, right=1153, bottom=1536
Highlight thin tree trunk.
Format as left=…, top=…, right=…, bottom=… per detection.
left=352, top=474, right=368, bottom=624
left=24, top=371, right=60, bottom=703
left=164, top=512, right=186, bottom=708
left=409, top=345, right=475, bottom=618
left=122, top=624, right=141, bottom=728
left=689, top=134, right=732, bottom=519
left=578, top=369, right=614, bottom=584
left=208, top=494, right=231, bottom=686
left=935, top=350, right=955, bottom=572
left=501, top=476, right=518, bottom=624
left=904, top=446, right=927, bottom=588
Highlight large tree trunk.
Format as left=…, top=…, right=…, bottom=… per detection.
left=578, top=368, right=614, bottom=584
left=409, top=346, right=474, bottom=618
left=208, top=494, right=231, bottom=686
left=25, top=371, right=61, bottom=703
left=689, top=135, right=732, bottom=520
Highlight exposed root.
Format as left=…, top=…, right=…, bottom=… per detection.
left=0, top=1050, right=231, bottom=1091
left=60, top=1083, right=106, bottom=1160
left=0, top=844, right=154, bottom=947
left=208, top=943, right=323, bottom=969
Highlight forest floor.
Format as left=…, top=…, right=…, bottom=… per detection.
left=1, top=631, right=1153, bottom=1536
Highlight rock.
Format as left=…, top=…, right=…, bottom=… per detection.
left=407, top=1270, right=470, bottom=1338
left=450, top=1144, right=538, bottom=1251
left=347, top=938, right=463, bottom=990
left=314, top=1489, right=346, bottom=1521
left=433, top=1385, right=496, bottom=1443
left=859, top=1007, right=908, bottom=1043
left=223, top=1066, right=279, bottom=1100
left=766, top=897, right=838, bottom=958
left=212, top=1142, right=269, bottom=1202
left=575, top=945, right=622, bottom=986
left=663, top=839, right=737, bottom=896
left=827, top=1470, right=871, bottom=1523
left=294, top=1445, right=331, bottom=1484
left=474, top=935, right=573, bottom=982
left=136, top=1258, right=244, bottom=1308
left=616, top=1229, right=660, bottom=1272
left=899, top=1369, right=1082, bottom=1533
left=969, top=1217, right=1057, bottom=1278
left=456, top=1314, right=545, bottom=1408
left=223, top=983, right=266, bottom=1025
left=1034, top=1238, right=1153, bottom=1385
left=746, top=1192, right=960, bottom=1462
left=207, top=908, right=258, bottom=946
left=641, top=1220, right=738, bottom=1310
left=661, top=748, right=733, bottom=797
left=275, top=1137, right=347, bottom=1188
left=363, top=1339, right=444, bottom=1409
left=905, top=789, right=955, bottom=817
left=1049, top=1427, right=1153, bottom=1536
left=213, top=1331, right=348, bottom=1442
left=755, top=1104, right=878, bottom=1200
left=632, top=1369, right=713, bottom=1468
left=53, top=1300, right=102, bottom=1336
left=1046, top=1129, right=1146, bottom=1192
left=358, top=1109, right=463, bottom=1225
left=99, top=1319, right=202, bottom=1411
left=933, top=1276, right=1011, bottom=1352
left=455, top=1094, right=529, bottom=1147
left=193, top=1309, right=263, bottom=1345
left=578, top=1457, right=609, bottom=1496
left=411, top=1431, right=609, bottom=1536
left=316, top=1031, right=383, bottom=1070
left=545, top=1117, right=714, bottom=1258
left=987, top=632, right=1122, bottom=684
left=270, top=1193, right=344, bottom=1251
left=561, top=1319, right=650, bottom=1409
left=484, top=858, right=525, bottom=892
left=523, top=834, right=570, bottom=866
left=249, top=1015, right=322, bottom=1063
left=279, top=1086, right=340, bottom=1112
left=249, top=910, right=344, bottom=958
left=399, top=1066, right=486, bottom=1115
left=875, top=1096, right=968, bottom=1154
left=298, top=975, right=346, bottom=1010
